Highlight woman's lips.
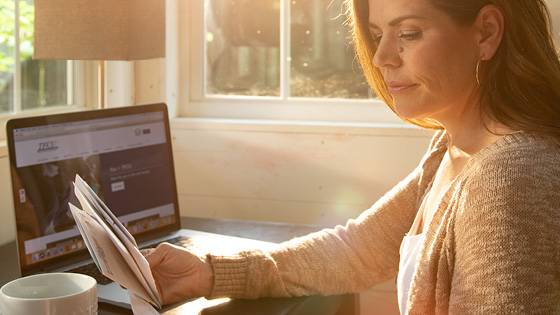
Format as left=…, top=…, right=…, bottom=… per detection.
left=387, top=83, right=418, bottom=94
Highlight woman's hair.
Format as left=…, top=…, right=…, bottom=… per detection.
left=347, top=0, right=560, bottom=139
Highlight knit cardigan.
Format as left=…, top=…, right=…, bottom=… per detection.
left=207, top=131, right=560, bottom=314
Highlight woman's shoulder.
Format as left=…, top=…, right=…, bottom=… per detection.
left=471, top=131, right=560, bottom=171
left=455, top=132, right=560, bottom=226
left=461, top=132, right=560, bottom=197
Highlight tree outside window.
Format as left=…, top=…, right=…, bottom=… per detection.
left=0, top=0, right=67, bottom=114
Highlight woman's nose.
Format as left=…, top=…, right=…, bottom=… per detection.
left=372, top=37, right=402, bottom=69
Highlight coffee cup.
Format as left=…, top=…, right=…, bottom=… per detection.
left=0, top=272, right=97, bottom=315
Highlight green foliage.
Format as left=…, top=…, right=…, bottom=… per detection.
left=0, top=0, right=15, bottom=74
left=0, top=0, right=34, bottom=74
left=19, top=0, right=34, bottom=60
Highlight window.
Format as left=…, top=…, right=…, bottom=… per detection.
left=185, top=0, right=398, bottom=123
left=0, top=0, right=95, bottom=118
left=183, top=0, right=560, bottom=123
left=205, top=0, right=371, bottom=99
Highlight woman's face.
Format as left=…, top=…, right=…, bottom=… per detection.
left=368, top=0, right=480, bottom=122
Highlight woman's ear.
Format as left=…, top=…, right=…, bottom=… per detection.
left=475, top=5, right=504, bottom=60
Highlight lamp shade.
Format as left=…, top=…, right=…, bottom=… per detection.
left=33, top=0, right=165, bottom=60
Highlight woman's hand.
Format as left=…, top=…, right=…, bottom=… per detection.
left=143, top=242, right=214, bottom=305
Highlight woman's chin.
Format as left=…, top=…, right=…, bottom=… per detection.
left=393, top=103, right=429, bottom=121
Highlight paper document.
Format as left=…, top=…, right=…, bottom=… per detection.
left=69, top=174, right=162, bottom=313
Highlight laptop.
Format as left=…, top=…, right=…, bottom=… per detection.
left=6, top=103, right=274, bottom=309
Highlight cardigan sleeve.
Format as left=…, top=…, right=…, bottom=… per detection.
left=449, top=150, right=560, bottom=314
left=207, top=131, right=447, bottom=299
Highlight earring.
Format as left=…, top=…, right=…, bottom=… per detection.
left=475, top=60, right=481, bottom=86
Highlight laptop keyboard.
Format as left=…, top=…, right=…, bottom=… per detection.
left=69, top=236, right=190, bottom=285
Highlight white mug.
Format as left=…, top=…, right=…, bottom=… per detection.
left=0, top=272, right=97, bottom=315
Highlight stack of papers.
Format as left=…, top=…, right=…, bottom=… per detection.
left=69, top=174, right=161, bottom=314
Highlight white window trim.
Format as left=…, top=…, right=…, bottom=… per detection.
left=171, top=116, right=433, bottom=138
left=179, top=0, right=406, bottom=126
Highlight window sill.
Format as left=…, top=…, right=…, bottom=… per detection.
left=171, top=117, right=434, bottom=138
left=183, top=98, right=410, bottom=125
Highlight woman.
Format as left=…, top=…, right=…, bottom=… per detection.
left=145, top=0, right=560, bottom=313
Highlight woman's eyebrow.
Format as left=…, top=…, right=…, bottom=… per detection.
left=369, top=14, right=428, bottom=29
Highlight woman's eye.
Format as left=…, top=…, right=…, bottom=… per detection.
left=372, top=34, right=382, bottom=44
left=399, top=31, right=422, bottom=41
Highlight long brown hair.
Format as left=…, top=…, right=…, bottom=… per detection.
left=348, top=0, right=560, bottom=138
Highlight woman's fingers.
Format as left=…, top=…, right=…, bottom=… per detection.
left=145, top=243, right=172, bottom=267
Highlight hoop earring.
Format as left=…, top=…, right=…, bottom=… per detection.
left=475, top=60, right=481, bottom=86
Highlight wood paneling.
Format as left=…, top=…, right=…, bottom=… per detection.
left=171, top=128, right=430, bottom=225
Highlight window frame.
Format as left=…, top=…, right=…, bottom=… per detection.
left=0, top=59, right=98, bottom=140
left=181, top=0, right=404, bottom=124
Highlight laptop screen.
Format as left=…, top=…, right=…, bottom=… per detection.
left=6, top=104, right=180, bottom=274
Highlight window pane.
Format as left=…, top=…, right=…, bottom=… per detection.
left=20, top=0, right=67, bottom=110
left=0, top=0, right=15, bottom=113
left=290, top=0, right=370, bottom=99
left=206, top=0, right=281, bottom=97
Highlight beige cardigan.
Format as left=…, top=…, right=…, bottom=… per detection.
left=208, top=131, right=560, bottom=314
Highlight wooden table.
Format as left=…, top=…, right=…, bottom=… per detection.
left=0, top=217, right=359, bottom=315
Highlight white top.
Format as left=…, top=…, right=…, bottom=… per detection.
left=397, top=233, right=426, bottom=315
